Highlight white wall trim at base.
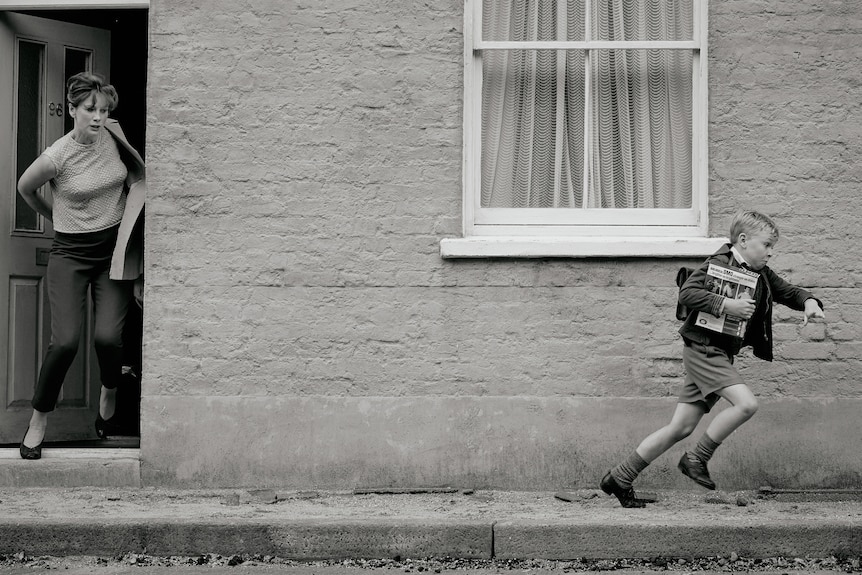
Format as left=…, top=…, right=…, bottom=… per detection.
left=440, top=236, right=728, bottom=259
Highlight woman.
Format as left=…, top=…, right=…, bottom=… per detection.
left=16, top=72, right=145, bottom=459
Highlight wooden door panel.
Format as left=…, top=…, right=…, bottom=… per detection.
left=7, top=276, right=41, bottom=407
left=0, top=11, right=111, bottom=443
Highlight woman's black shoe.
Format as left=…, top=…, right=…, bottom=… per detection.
left=19, top=428, right=44, bottom=460
left=95, top=414, right=117, bottom=439
left=96, top=412, right=124, bottom=439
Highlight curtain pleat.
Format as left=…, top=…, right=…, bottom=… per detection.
left=481, top=0, right=692, bottom=210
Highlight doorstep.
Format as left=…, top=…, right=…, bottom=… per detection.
left=0, top=448, right=141, bottom=487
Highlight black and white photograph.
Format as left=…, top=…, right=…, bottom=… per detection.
left=0, top=1, right=858, bottom=573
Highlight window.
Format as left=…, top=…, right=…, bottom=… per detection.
left=443, top=0, right=715, bottom=257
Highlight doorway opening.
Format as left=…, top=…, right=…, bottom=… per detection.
left=0, top=7, right=147, bottom=450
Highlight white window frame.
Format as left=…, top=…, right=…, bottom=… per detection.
left=441, top=0, right=724, bottom=258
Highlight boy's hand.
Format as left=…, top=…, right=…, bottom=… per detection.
left=724, top=297, right=756, bottom=319
left=803, top=299, right=825, bottom=326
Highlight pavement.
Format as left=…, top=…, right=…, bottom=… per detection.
left=0, top=485, right=859, bottom=561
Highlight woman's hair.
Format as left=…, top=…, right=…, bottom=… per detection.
left=66, top=72, right=118, bottom=111
left=729, top=210, right=779, bottom=244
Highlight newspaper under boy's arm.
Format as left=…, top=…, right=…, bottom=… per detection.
left=678, top=261, right=727, bottom=318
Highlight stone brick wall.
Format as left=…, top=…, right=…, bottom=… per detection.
left=142, top=0, right=861, bottom=488
left=708, top=1, right=862, bottom=397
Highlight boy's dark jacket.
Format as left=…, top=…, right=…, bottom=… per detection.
left=678, top=243, right=822, bottom=362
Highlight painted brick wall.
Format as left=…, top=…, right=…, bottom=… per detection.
left=708, top=1, right=862, bottom=395
left=142, top=0, right=861, bottom=487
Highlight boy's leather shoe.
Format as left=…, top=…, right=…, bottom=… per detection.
left=678, top=453, right=716, bottom=490
left=600, top=472, right=647, bottom=508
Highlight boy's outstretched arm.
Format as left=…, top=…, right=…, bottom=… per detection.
left=803, top=299, right=825, bottom=326
left=762, top=267, right=824, bottom=325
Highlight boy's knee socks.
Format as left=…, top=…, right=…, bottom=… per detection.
left=610, top=451, right=649, bottom=488
left=691, top=432, right=721, bottom=462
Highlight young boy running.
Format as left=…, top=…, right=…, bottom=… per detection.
left=601, top=211, right=825, bottom=508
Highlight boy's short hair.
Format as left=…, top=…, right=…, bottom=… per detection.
left=729, top=210, right=779, bottom=244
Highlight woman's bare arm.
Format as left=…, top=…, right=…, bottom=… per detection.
left=17, top=155, right=57, bottom=221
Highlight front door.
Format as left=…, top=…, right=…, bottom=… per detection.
left=0, top=11, right=110, bottom=443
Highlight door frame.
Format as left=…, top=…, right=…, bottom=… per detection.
left=1, top=0, right=148, bottom=453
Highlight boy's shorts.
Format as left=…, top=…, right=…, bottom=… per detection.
left=679, top=340, right=744, bottom=412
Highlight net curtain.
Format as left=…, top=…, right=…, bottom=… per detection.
left=481, top=0, right=693, bottom=210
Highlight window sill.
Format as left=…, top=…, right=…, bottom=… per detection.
left=440, top=236, right=727, bottom=259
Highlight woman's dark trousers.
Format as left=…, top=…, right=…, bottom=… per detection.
left=31, top=226, right=132, bottom=413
